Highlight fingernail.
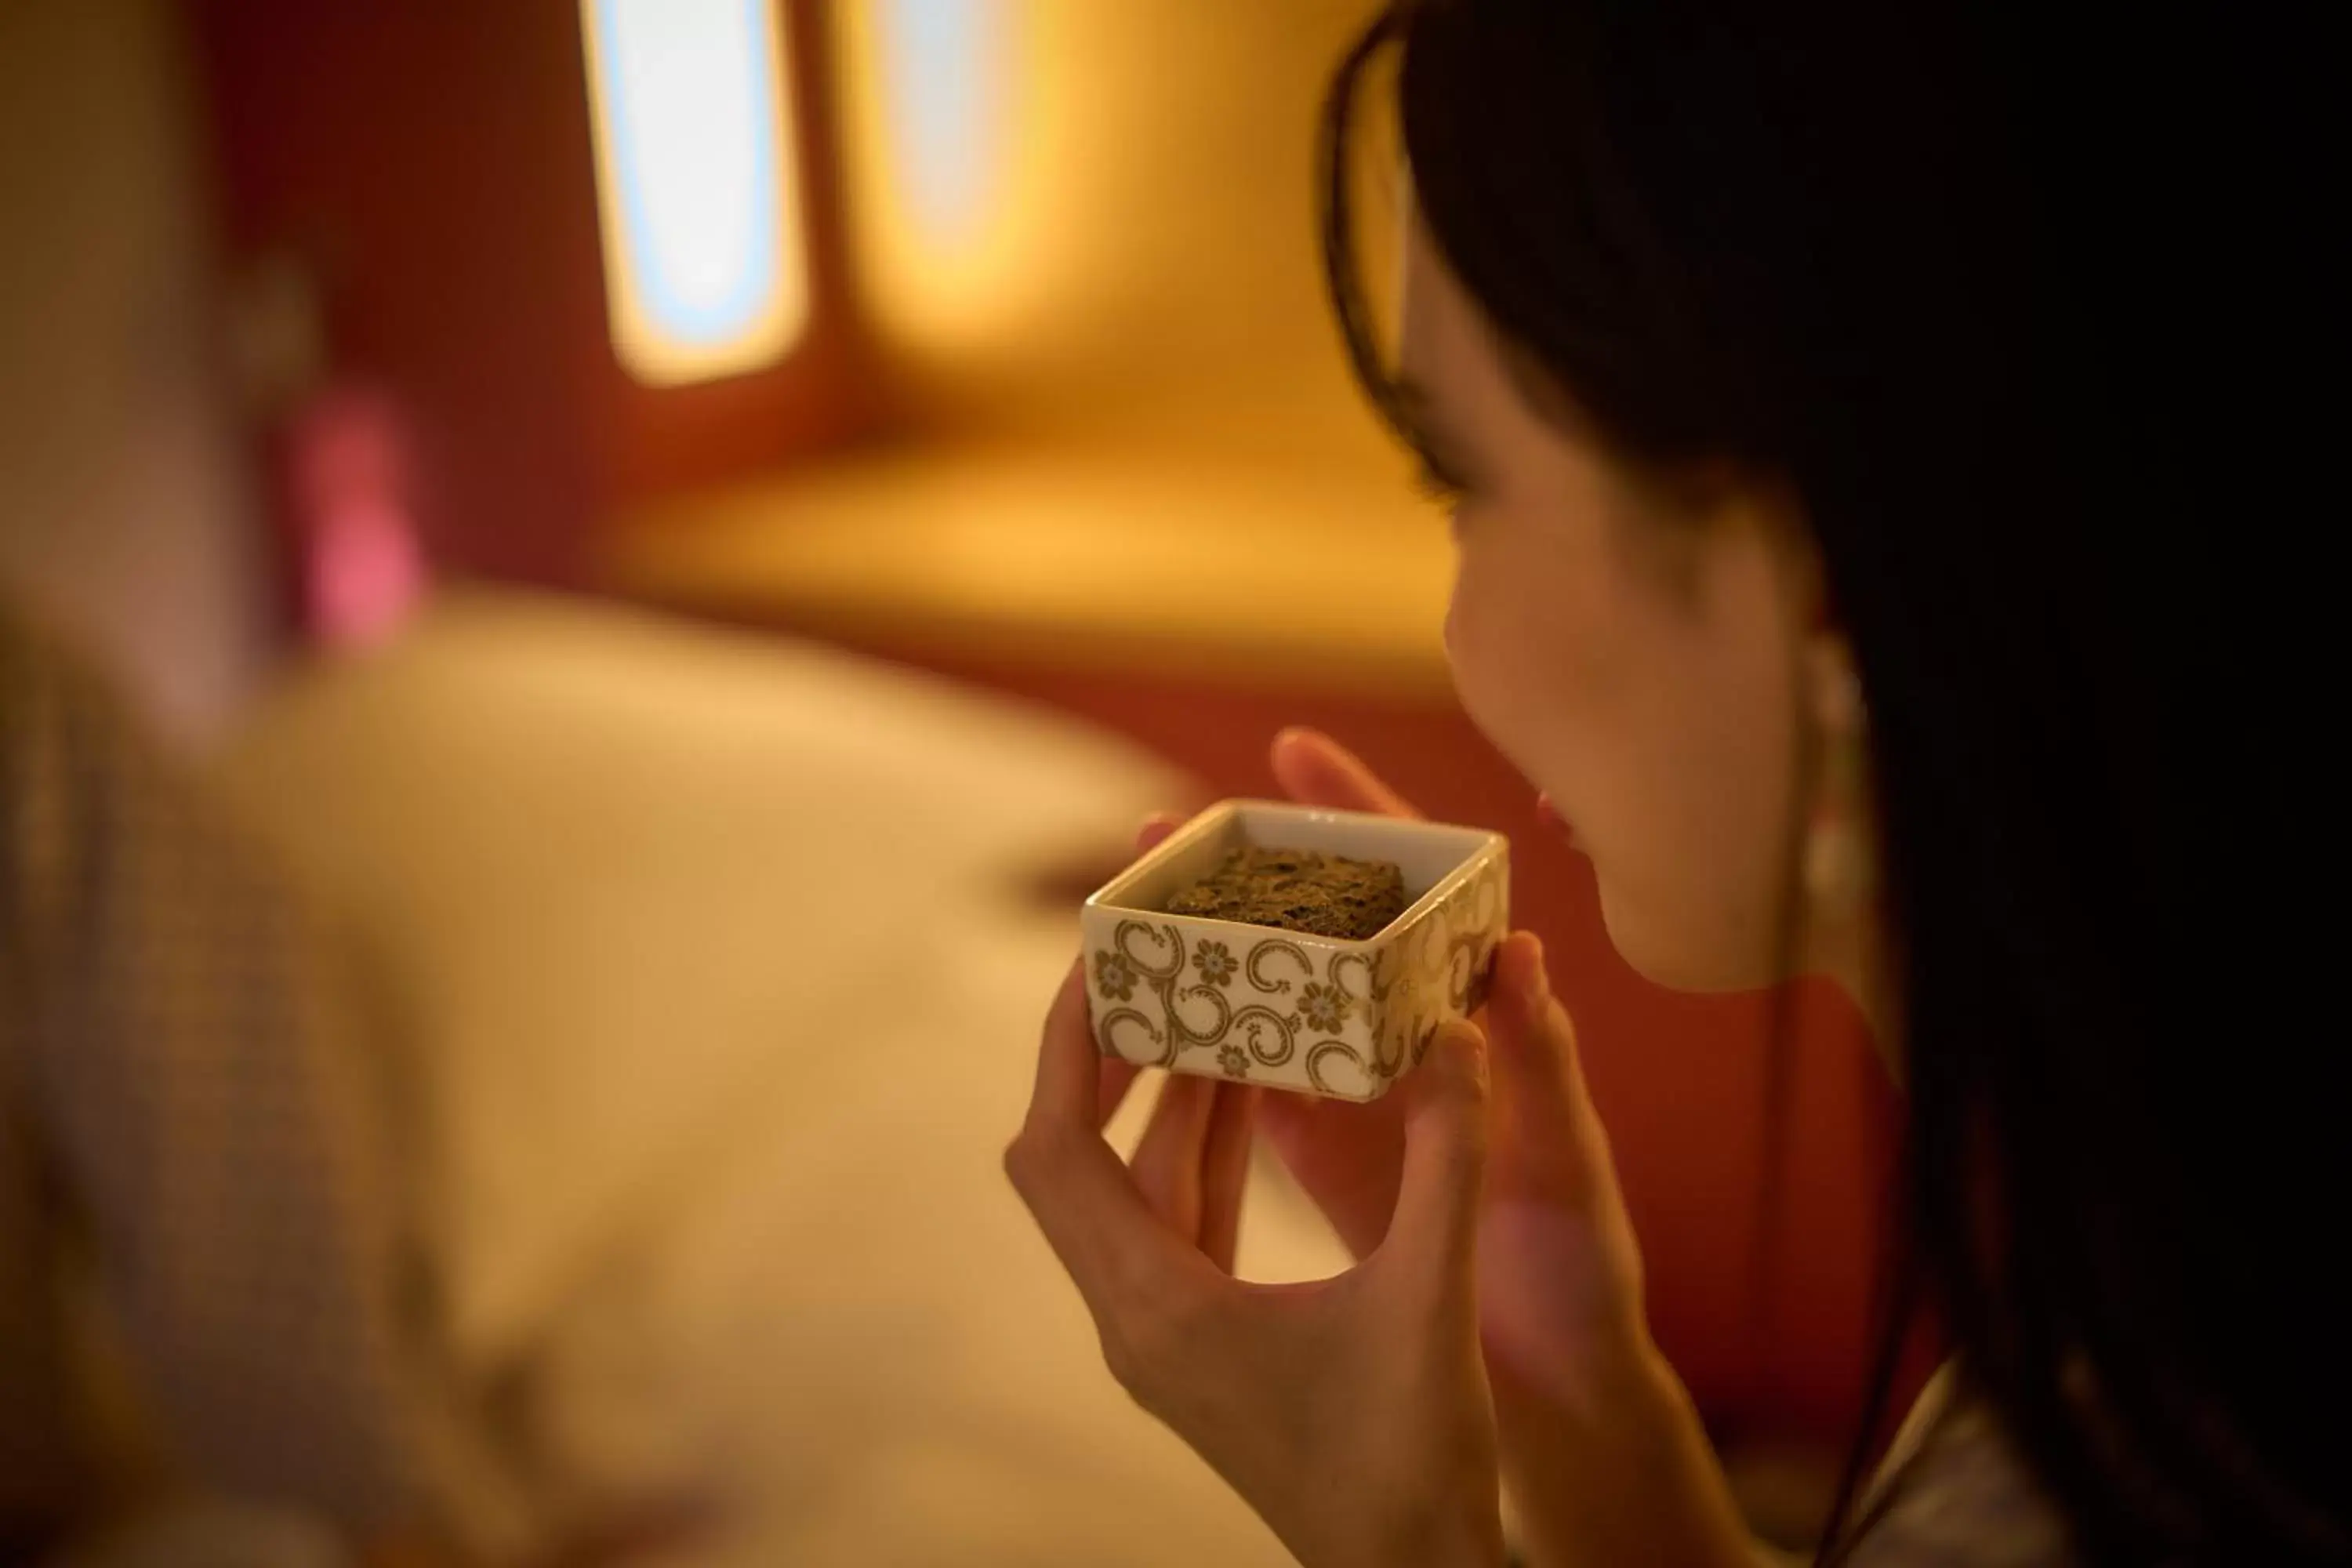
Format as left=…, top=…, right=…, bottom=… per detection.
left=1431, top=1022, right=1490, bottom=1106
left=1435, top=1018, right=1487, bottom=1069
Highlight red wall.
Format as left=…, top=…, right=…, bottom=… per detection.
left=186, top=0, right=877, bottom=586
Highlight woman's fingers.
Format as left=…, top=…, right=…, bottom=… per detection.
left=1196, top=1083, right=1261, bottom=1272
left=1009, top=965, right=1218, bottom=1316
left=1486, top=934, right=1577, bottom=1119
left=1017, top=956, right=1506, bottom=1535
left=1132, top=1072, right=1218, bottom=1235
left=1379, top=1020, right=1492, bottom=1280
left=1270, top=728, right=1422, bottom=819
left=1026, top=961, right=1112, bottom=1131
left=1484, top=932, right=1612, bottom=1198
left=1087, top=817, right=1182, bottom=1123
left=1098, top=1056, right=1144, bottom=1127
left=1258, top=1091, right=1406, bottom=1260
left=1132, top=1075, right=1261, bottom=1271
left=1473, top=933, right=1653, bottom=1381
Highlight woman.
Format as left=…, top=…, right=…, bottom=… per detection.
left=1009, top=2, right=2336, bottom=1563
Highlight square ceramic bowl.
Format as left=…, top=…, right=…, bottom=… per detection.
left=1082, top=800, right=1509, bottom=1102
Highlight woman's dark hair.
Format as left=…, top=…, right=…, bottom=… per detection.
left=1322, top=3, right=2341, bottom=1563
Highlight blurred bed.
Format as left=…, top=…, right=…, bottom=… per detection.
left=214, top=590, right=1352, bottom=1566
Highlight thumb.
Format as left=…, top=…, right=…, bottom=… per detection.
left=1379, top=1018, right=1491, bottom=1273
left=1487, top=933, right=1581, bottom=1132
left=1486, top=932, right=1613, bottom=1203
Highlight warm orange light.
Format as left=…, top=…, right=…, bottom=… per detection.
left=835, top=0, right=1049, bottom=356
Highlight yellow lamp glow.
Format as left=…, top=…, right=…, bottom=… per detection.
left=580, top=0, right=807, bottom=387
left=836, top=0, right=1047, bottom=357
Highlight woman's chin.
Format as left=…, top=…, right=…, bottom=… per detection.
left=1595, top=883, right=1782, bottom=996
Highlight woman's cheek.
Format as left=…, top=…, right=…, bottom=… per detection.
left=1444, top=543, right=1553, bottom=782
left=1442, top=546, right=1498, bottom=720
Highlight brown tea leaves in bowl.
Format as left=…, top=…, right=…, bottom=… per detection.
left=1164, top=847, right=1406, bottom=940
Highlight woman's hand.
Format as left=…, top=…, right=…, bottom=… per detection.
left=1263, top=729, right=1652, bottom=1403
left=1004, top=960, right=1507, bottom=1568
left=1263, top=730, right=1755, bottom=1568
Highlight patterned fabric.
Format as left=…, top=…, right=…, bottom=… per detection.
left=0, top=604, right=528, bottom=1561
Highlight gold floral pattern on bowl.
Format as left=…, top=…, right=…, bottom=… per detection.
left=1194, top=941, right=1239, bottom=989
left=1298, top=982, right=1352, bottom=1034
left=1083, top=804, right=1508, bottom=1103
left=1092, top=949, right=1139, bottom=1003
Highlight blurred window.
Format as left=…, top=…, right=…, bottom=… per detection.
left=580, top=0, right=808, bottom=385
left=878, top=0, right=999, bottom=245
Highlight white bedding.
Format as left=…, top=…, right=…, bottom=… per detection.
left=218, top=591, right=1350, bottom=1565
left=531, top=902, right=1351, bottom=1566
